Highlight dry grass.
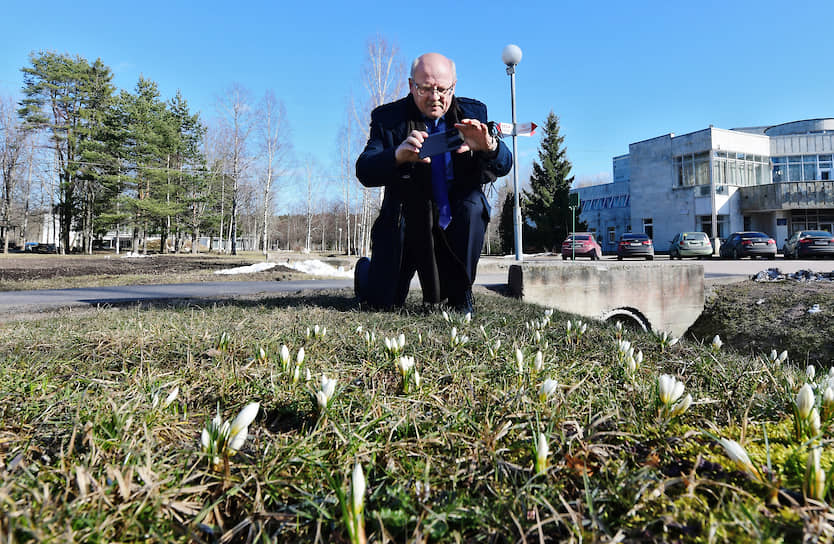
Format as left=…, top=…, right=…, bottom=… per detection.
left=0, top=288, right=830, bottom=542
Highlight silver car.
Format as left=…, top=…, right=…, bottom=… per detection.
left=669, top=232, right=713, bottom=259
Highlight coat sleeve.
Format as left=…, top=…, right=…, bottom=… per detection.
left=463, top=100, right=513, bottom=181
left=355, top=108, right=412, bottom=188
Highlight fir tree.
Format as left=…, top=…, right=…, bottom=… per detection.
left=522, top=111, right=586, bottom=251
left=498, top=192, right=515, bottom=255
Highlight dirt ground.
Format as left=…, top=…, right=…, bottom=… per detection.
left=689, top=279, right=834, bottom=363
left=0, top=254, right=277, bottom=281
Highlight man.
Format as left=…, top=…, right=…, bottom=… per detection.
left=355, top=52, right=512, bottom=314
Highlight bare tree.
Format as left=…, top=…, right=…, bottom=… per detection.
left=352, top=35, right=407, bottom=139
left=350, top=35, right=408, bottom=255
left=0, top=95, right=29, bottom=253
left=256, top=91, right=290, bottom=256
left=303, top=159, right=315, bottom=252
left=215, top=84, right=255, bottom=255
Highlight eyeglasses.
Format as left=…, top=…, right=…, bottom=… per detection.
left=413, top=82, right=455, bottom=97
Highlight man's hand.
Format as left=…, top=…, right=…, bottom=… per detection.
left=454, top=119, right=497, bottom=154
left=395, top=130, right=431, bottom=165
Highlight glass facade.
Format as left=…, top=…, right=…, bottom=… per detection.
left=676, top=151, right=768, bottom=187
left=712, top=152, right=769, bottom=187
left=772, top=154, right=834, bottom=182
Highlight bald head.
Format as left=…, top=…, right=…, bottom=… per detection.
left=409, top=53, right=457, bottom=120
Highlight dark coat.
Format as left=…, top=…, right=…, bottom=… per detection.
left=356, top=95, right=512, bottom=309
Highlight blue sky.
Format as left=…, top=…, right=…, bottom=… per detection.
left=2, top=0, right=833, bottom=203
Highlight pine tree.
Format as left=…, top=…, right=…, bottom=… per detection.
left=523, top=111, right=586, bottom=251
left=19, top=52, right=117, bottom=252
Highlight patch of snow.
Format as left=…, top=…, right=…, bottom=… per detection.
left=121, top=252, right=151, bottom=258
left=212, top=259, right=353, bottom=278
left=214, top=262, right=278, bottom=275
left=281, top=259, right=353, bottom=278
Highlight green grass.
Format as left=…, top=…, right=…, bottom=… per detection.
left=0, top=289, right=829, bottom=542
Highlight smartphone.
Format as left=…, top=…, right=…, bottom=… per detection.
left=418, top=128, right=464, bottom=159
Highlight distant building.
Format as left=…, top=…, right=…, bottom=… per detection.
left=573, top=118, right=834, bottom=252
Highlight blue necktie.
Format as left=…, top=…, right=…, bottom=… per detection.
left=429, top=122, right=452, bottom=229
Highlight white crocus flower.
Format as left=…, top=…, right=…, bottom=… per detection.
left=515, top=348, right=524, bottom=374
left=413, top=368, right=421, bottom=389
left=797, top=383, right=816, bottom=420
left=809, top=448, right=826, bottom=501
left=535, top=432, right=549, bottom=475
left=718, top=438, right=759, bottom=480
left=671, top=394, right=693, bottom=417
left=658, top=374, right=685, bottom=406
left=397, top=356, right=415, bottom=378
left=316, top=374, right=337, bottom=411
left=807, top=365, right=816, bottom=381
left=533, top=351, right=544, bottom=373
left=823, top=386, right=834, bottom=414
left=464, top=312, right=472, bottom=323
left=539, top=379, right=559, bottom=402
left=280, top=344, right=290, bottom=369
left=626, top=354, right=637, bottom=375
left=297, top=347, right=305, bottom=365
left=162, top=386, right=179, bottom=408
left=305, top=368, right=312, bottom=382
left=479, top=324, right=487, bottom=338
left=228, top=402, right=260, bottom=454
left=711, top=334, right=723, bottom=351
left=809, top=408, right=822, bottom=436
left=544, top=308, right=554, bottom=318
left=351, top=462, right=366, bottom=515
left=442, top=310, right=450, bottom=322
left=292, top=364, right=301, bottom=385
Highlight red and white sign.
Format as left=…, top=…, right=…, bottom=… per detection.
left=497, top=122, right=537, bottom=137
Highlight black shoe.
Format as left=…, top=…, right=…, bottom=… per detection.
left=354, top=257, right=370, bottom=301
left=450, top=289, right=475, bottom=315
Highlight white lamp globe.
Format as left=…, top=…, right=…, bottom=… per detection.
left=502, top=44, right=523, bottom=66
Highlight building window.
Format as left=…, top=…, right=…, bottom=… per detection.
left=699, top=215, right=729, bottom=239
left=608, top=227, right=616, bottom=244
left=642, top=218, right=653, bottom=239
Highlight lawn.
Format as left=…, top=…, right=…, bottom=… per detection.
left=0, top=285, right=832, bottom=542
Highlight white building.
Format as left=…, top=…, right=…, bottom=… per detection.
left=574, top=118, right=834, bottom=252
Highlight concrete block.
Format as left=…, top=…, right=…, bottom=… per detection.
left=507, top=261, right=704, bottom=337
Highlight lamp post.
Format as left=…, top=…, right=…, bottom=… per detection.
left=502, top=44, right=523, bottom=261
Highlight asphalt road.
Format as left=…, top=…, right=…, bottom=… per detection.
left=1, top=255, right=831, bottom=317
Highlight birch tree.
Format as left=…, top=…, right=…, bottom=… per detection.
left=256, top=91, right=290, bottom=255
left=351, top=35, right=407, bottom=255
left=0, top=96, right=29, bottom=253
left=216, top=84, right=254, bottom=255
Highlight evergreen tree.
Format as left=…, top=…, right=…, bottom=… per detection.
left=522, top=111, right=586, bottom=251
left=498, top=192, right=515, bottom=255
left=19, top=51, right=116, bottom=252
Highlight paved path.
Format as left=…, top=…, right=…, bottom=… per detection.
left=1, top=256, right=830, bottom=317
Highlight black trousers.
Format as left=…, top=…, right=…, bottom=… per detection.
left=395, top=193, right=489, bottom=307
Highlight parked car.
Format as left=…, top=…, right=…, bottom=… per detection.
left=782, top=230, right=834, bottom=259
left=719, top=231, right=777, bottom=260
left=669, top=232, right=713, bottom=259
left=561, top=232, right=602, bottom=260
left=616, top=233, right=654, bottom=260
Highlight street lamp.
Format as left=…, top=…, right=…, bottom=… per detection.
left=502, top=44, right=523, bottom=261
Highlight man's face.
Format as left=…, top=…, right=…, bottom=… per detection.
left=410, top=56, right=456, bottom=120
